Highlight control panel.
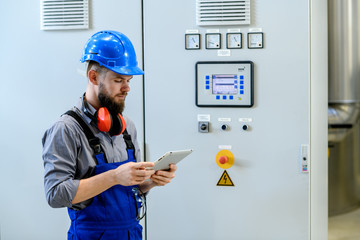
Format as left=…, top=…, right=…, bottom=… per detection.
left=196, top=61, right=254, bottom=107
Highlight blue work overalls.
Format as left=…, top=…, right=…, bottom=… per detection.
left=64, top=110, right=143, bottom=240
left=67, top=148, right=142, bottom=240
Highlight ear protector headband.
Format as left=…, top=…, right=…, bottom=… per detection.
left=82, top=95, right=126, bottom=136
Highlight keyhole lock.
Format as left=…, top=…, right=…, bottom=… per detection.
left=198, top=121, right=209, bottom=133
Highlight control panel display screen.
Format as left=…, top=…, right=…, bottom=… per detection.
left=212, top=74, right=237, bottom=95
left=196, top=61, right=253, bottom=107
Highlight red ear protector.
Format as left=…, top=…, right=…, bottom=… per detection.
left=83, top=96, right=126, bottom=136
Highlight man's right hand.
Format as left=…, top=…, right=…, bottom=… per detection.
left=112, top=162, right=155, bottom=186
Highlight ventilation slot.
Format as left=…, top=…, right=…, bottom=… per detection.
left=40, top=0, right=89, bottom=30
left=196, top=0, right=250, bottom=26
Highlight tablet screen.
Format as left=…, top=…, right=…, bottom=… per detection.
left=153, top=149, right=193, bottom=171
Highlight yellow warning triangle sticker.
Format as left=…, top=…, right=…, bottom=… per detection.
left=217, top=170, right=234, bottom=186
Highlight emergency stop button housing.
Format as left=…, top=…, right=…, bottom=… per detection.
left=216, top=150, right=234, bottom=169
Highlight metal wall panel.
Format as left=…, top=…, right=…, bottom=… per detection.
left=142, top=0, right=326, bottom=239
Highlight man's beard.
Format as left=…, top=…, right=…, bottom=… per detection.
left=98, top=83, right=125, bottom=114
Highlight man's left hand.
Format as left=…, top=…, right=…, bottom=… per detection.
left=150, top=164, right=177, bottom=186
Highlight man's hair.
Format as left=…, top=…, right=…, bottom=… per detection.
left=87, top=61, right=109, bottom=76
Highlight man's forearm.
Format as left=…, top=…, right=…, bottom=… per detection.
left=72, top=170, right=116, bottom=204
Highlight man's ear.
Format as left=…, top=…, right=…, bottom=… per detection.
left=88, top=69, right=99, bottom=85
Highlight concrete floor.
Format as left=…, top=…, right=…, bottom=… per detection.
left=329, top=208, right=360, bottom=240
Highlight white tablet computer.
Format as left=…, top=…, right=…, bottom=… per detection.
left=153, top=149, right=193, bottom=171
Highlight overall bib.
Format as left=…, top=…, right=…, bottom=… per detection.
left=66, top=111, right=142, bottom=240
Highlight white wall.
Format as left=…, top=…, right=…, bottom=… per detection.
left=0, top=1, right=143, bottom=239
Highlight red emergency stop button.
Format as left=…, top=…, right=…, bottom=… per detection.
left=219, top=155, right=228, bottom=164
left=216, top=150, right=234, bottom=169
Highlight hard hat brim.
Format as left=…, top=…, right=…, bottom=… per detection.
left=106, top=65, right=144, bottom=76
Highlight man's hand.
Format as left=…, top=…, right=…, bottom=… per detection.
left=151, top=164, right=177, bottom=186
left=113, top=162, right=155, bottom=186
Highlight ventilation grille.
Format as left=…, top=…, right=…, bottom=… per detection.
left=196, top=0, right=250, bottom=26
left=40, top=0, right=89, bottom=30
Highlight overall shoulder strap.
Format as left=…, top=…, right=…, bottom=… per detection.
left=65, top=110, right=106, bottom=164
left=122, top=129, right=136, bottom=160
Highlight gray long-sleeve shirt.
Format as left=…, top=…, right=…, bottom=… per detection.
left=42, top=97, right=141, bottom=210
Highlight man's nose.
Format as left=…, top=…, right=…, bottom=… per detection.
left=122, top=82, right=130, bottom=92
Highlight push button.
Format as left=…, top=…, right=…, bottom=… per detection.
left=216, top=150, right=235, bottom=169
left=219, top=156, right=228, bottom=164
left=221, top=124, right=229, bottom=131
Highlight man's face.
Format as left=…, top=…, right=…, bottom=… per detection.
left=97, top=70, right=133, bottom=114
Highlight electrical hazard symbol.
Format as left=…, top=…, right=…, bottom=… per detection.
left=216, top=170, right=234, bottom=186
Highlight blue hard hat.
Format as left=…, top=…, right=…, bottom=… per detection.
left=80, top=30, right=144, bottom=75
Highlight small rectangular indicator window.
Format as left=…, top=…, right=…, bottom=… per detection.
left=212, top=74, right=237, bottom=95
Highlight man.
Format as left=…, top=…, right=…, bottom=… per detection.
left=42, top=30, right=176, bottom=240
